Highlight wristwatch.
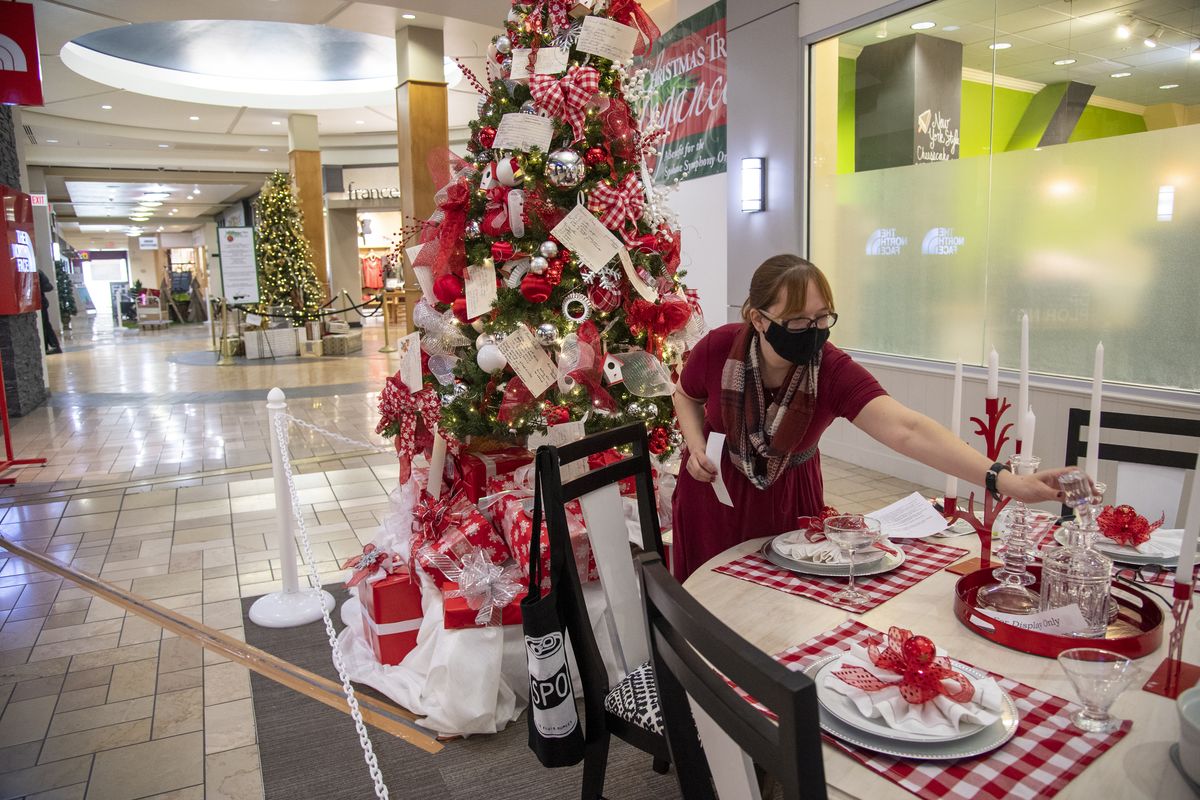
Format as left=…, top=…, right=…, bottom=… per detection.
left=985, top=461, right=1011, bottom=501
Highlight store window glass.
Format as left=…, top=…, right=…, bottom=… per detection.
left=809, top=0, right=1200, bottom=392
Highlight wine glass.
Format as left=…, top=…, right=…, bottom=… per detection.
left=1057, top=647, right=1138, bottom=733
left=824, top=514, right=884, bottom=608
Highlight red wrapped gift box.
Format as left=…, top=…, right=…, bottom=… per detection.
left=442, top=580, right=526, bottom=629
left=359, top=567, right=424, bottom=666
left=454, top=446, right=533, bottom=503
left=412, top=489, right=512, bottom=587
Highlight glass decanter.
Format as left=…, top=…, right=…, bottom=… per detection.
left=1039, top=470, right=1113, bottom=638
left=977, top=455, right=1042, bottom=614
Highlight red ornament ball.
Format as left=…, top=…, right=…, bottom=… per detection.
left=490, top=241, right=514, bottom=263
left=648, top=426, right=670, bottom=455
left=433, top=274, right=465, bottom=305
left=519, top=273, right=553, bottom=303
left=588, top=282, right=622, bottom=313
left=546, top=405, right=571, bottom=425
left=901, top=635, right=936, bottom=666
left=451, top=297, right=469, bottom=322
left=585, top=146, right=608, bottom=166
left=544, top=258, right=564, bottom=287
left=478, top=126, right=497, bottom=149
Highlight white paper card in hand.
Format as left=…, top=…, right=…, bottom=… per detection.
left=576, top=16, right=639, bottom=63
left=527, top=420, right=587, bottom=481
left=397, top=333, right=422, bottom=392
left=465, top=261, right=498, bottom=320
left=493, top=113, right=554, bottom=153
left=498, top=323, right=558, bottom=397
left=868, top=492, right=950, bottom=539
left=705, top=432, right=734, bottom=507
left=551, top=204, right=621, bottom=271
left=619, top=249, right=658, bottom=302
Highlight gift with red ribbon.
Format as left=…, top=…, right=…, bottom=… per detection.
left=585, top=448, right=659, bottom=499
left=411, top=484, right=511, bottom=587
left=342, top=544, right=398, bottom=588
left=453, top=446, right=534, bottom=504
left=1097, top=504, right=1165, bottom=549
left=606, top=0, right=661, bottom=56
left=530, top=64, right=600, bottom=143
left=832, top=627, right=975, bottom=705
left=587, top=172, right=645, bottom=234
left=358, top=563, right=424, bottom=666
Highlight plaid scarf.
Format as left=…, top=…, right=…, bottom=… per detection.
left=720, top=323, right=820, bottom=489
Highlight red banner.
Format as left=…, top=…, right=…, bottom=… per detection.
left=0, top=3, right=43, bottom=107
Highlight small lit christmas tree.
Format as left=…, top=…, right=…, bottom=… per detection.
left=253, top=171, right=325, bottom=325
left=405, top=0, right=702, bottom=460
left=54, top=259, right=76, bottom=324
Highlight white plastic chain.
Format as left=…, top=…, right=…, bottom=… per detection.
left=271, top=412, right=391, bottom=800
left=282, top=414, right=390, bottom=454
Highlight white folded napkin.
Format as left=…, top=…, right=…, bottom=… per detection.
left=823, top=642, right=1004, bottom=737
left=772, top=531, right=887, bottom=565
left=1101, top=528, right=1185, bottom=558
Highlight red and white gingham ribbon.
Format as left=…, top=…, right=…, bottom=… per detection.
left=587, top=172, right=644, bottom=233
left=530, top=65, right=599, bottom=142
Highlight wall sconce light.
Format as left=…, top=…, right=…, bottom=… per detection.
left=741, top=157, right=765, bottom=213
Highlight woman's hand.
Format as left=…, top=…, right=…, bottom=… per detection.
left=999, top=467, right=1075, bottom=504
left=686, top=449, right=718, bottom=483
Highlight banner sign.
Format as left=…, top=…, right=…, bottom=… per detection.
left=0, top=3, right=43, bottom=106
left=639, top=1, right=727, bottom=183
left=218, top=227, right=259, bottom=304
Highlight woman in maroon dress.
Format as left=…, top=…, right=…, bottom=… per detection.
left=670, top=255, right=1069, bottom=581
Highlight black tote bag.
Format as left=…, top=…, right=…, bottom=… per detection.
left=521, top=448, right=585, bottom=767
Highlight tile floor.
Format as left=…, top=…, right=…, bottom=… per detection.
left=0, top=315, right=930, bottom=799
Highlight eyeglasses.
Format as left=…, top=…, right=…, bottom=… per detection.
left=759, top=310, right=838, bottom=332
left=1114, top=563, right=1168, bottom=584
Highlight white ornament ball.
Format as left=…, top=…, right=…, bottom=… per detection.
left=529, top=255, right=549, bottom=274
left=545, top=149, right=586, bottom=189
left=535, top=323, right=557, bottom=345
left=475, top=333, right=496, bottom=350
left=494, top=158, right=523, bottom=187
left=476, top=344, right=508, bottom=373
left=539, top=240, right=559, bottom=259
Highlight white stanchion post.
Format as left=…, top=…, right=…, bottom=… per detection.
left=249, top=387, right=335, bottom=628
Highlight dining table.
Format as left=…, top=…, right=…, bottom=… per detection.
left=682, top=533, right=1198, bottom=799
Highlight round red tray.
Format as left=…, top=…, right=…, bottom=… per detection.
left=953, top=565, right=1164, bottom=659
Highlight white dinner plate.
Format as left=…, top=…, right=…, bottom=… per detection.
left=760, top=539, right=906, bottom=578
left=770, top=532, right=887, bottom=569
left=1052, top=528, right=1179, bottom=566
left=803, top=652, right=1021, bottom=760
left=813, top=653, right=991, bottom=743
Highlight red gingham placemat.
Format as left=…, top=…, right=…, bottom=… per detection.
left=747, top=620, right=1131, bottom=800
left=713, top=541, right=968, bottom=612
left=1036, top=529, right=1200, bottom=594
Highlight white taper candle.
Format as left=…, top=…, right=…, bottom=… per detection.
left=945, top=359, right=963, bottom=503
left=1175, top=442, right=1200, bottom=590
left=427, top=425, right=447, bottom=499
left=987, top=348, right=999, bottom=400
left=1018, top=313, right=1030, bottom=445
left=1085, top=342, right=1104, bottom=479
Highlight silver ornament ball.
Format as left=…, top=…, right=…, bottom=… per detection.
left=454, top=383, right=469, bottom=398
left=539, top=240, right=559, bottom=259
left=475, top=333, right=496, bottom=350
left=545, top=149, right=586, bottom=189
left=625, top=401, right=642, bottom=417
left=495, top=35, right=512, bottom=55
left=464, top=220, right=482, bottom=238
left=535, top=323, right=557, bottom=345
left=520, top=100, right=540, bottom=115
left=529, top=255, right=549, bottom=274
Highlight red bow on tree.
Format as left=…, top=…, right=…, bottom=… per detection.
left=530, top=65, right=600, bottom=142
left=588, top=172, right=644, bottom=234
left=1097, top=504, right=1165, bottom=548
left=607, top=0, right=662, bottom=56
left=341, top=544, right=397, bottom=588
left=625, top=294, right=691, bottom=356
left=376, top=373, right=442, bottom=484
left=833, top=627, right=975, bottom=705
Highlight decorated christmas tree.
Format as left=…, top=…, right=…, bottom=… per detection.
left=406, top=0, right=702, bottom=460
left=54, top=258, right=76, bottom=324
left=253, top=171, right=325, bottom=325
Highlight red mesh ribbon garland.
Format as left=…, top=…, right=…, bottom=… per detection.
left=529, top=65, right=600, bottom=143
left=601, top=97, right=641, bottom=161
left=560, top=321, right=617, bottom=413
left=588, top=172, right=645, bottom=234
left=1097, top=504, right=1165, bottom=548
left=606, top=0, right=661, bottom=56
left=376, top=375, right=442, bottom=485
left=341, top=544, right=397, bottom=588
left=832, top=627, right=976, bottom=705
left=411, top=151, right=476, bottom=281
left=497, top=376, right=539, bottom=425
left=431, top=178, right=472, bottom=279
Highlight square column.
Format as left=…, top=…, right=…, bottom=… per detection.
left=288, top=114, right=331, bottom=301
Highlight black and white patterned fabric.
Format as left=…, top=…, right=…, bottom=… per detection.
left=603, top=661, right=663, bottom=736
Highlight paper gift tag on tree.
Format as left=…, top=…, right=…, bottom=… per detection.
left=510, top=47, right=570, bottom=80
left=397, top=332, right=422, bottom=392
left=577, top=16, right=639, bottom=62
left=465, top=260, right=498, bottom=320
left=498, top=324, right=558, bottom=397
left=494, top=113, right=554, bottom=153
left=551, top=204, right=621, bottom=271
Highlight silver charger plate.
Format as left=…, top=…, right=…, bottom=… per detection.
left=1052, top=528, right=1179, bottom=566
left=770, top=532, right=887, bottom=569
left=812, top=655, right=991, bottom=743
left=761, top=539, right=905, bottom=578
left=803, top=652, right=1020, bottom=760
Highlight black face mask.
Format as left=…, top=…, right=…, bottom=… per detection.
left=762, top=322, right=829, bottom=365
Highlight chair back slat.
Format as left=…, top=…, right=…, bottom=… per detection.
left=688, top=701, right=762, bottom=800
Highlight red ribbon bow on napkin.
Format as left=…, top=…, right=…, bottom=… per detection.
left=1097, top=504, right=1164, bottom=548
left=376, top=374, right=443, bottom=484
left=530, top=65, right=600, bottom=143
left=607, top=0, right=662, bottom=56
left=341, top=544, right=396, bottom=588
left=796, top=506, right=842, bottom=542
left=832, top=627, right=975, bottom=705
left=588, top=172, right=644, bottom=234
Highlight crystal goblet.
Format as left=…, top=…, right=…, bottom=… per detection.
left=823, top=514, right=884, bottom=609
left=1057, top=647, right=1138, bottom=733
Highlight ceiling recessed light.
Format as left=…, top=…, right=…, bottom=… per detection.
left=1192, top=46, right=1200, bottom=62
left=188, top=115, right=200, bottom=121
left=942, top=25, right=960, bottom=32
left=989, top=42, right=1012, bottom=50
left=1159, top=83, right=1180, bottom=89
left=910, top=21, right=936, bottom=30
left=401, top=13, right=416, bottom=19
left=157, top=143, right=170, bottom=148
left=100, top=104, right=112, bottom=110
left=1116, top=21, right=1133, bottom=40
left=271, top=120, right=282, bottom=126
left=1054, top=58, right=1076, bottom=66
left=258, top=147, right=270, bottom=152
left=355, top=120, right=365, bottom=125
left=1111, top=71, right=1131, bottom=78
left=46, top=138, right=58, bottom=143
left=171, top=208, right=178, bottom=213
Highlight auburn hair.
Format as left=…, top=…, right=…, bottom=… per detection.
left=740, top=254, right=835, bottom=321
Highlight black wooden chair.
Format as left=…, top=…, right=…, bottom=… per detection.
left=1062, top=408, right=1200, bottom=520
left=636, top=552, right=828, bottom=800
left=536, top=423, right=670, bottom=799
